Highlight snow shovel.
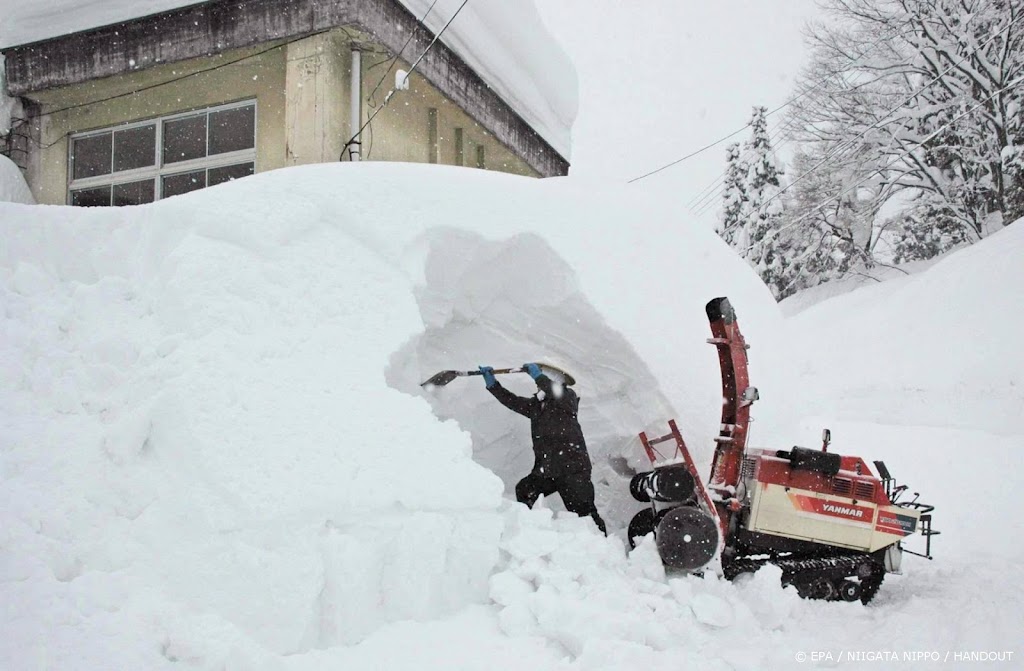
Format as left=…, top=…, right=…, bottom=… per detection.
left=420, top=367, right=524, bottom=388
left=420, top=363, right=576, bottom=389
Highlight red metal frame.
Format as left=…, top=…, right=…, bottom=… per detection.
left=633, top=299, right=760, bottom=557
left=705, top=298, right=752, bottom=493
left=639, top=419, right=726, bottom=549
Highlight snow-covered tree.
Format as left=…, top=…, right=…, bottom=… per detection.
left=716, top=107, right=791, bottom=298
left=785, top=0, right=1024, bottom=263
left=770, top=147, right=886, bottom=297
left=717, top=142, right=748, bottom=247
left=741, top=106, right=787, bottom=293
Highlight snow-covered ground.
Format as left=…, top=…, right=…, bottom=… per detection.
left=2, top=165, right=1021, bottom=669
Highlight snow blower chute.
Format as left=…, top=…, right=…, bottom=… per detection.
left=627, top=298, right=938, bottom=603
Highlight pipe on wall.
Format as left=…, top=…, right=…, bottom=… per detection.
left=349, top=48, right=362, bottom=161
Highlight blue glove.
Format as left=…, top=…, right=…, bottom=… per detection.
left=523, top=363, right=543, bottom=380
left=479, top=365, right=497, bottom=388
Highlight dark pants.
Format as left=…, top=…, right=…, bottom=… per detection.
left=516, top=471, right=608, bottom=535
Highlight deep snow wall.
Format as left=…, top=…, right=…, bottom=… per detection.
left=0, top=163, right=779, bottom=667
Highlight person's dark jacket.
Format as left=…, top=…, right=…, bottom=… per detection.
left=487, top=374, right=590, bottom=477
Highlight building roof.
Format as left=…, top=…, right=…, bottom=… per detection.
left=0, top=0, right=577, bottom=159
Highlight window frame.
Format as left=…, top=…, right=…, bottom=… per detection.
left=67, top=99, right=257, bottom=205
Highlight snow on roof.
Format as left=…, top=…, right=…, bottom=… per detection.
left=0, top=0, right=576, bottom=158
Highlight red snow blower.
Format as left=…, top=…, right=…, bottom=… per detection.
left=627, top=297, right=938, bottom=603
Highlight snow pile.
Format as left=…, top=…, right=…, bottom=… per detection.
left=6, top=162, right=1020, bottom=669
left=776, top=219, right=1024, bottom=436
left=0, top=0, right=576, bottom=158
left=488, top=503, right=802, bottom=670
left=0, top=163, right=776, bottom=668
left=0, top=154, right=33, bottom=204
left=0, top=171, right=508, bottom=667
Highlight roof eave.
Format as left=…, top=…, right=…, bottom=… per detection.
left=2, top=0, right=569, bottom=176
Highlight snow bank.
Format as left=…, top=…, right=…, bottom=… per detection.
left=0, top=163, right=776, bottom=668
left=3, top=163, right=1022, bottom=670
left=0, top=0, right=576, bottom=158
left=776, top=218, right=1024, bottom=436
left=0, top=154, right=33, bottom=204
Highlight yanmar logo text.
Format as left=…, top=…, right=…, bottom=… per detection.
left=821, top=503, right=865, bottom=518
left=788, top=493, right=874, bottom=524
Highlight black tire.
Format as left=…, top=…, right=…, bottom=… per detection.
left=794, top=576, right=837, bottom=600
left=627, top=508, right=658, bottom=549
left=838, top=580, right=862, bottom=602
left=655, top=506, right=720, bottom=572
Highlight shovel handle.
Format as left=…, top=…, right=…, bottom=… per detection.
left=420, top=366, right=525, bottom=388
left=467, top=367, right=523, bottom=376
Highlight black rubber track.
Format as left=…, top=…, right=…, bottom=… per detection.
left=723, top=552, right=887, bottom=605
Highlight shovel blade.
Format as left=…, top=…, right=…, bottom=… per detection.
left=421, top=370, right=461, bottom=388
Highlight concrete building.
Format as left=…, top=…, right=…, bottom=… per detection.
left=1, top=0, right=571, bottom=206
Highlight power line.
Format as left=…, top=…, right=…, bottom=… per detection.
left=748, top=11, right=1024, bottom=222
left=625, top=125, right=749, bottom=185
left=39, top=35, right=321, bottom=122
left=341, top=0, right=470, bottom=161
left=363, top=0, right=441, bottom=160
left=16, top=34, right=324, bottom=151
left=627, top=29, right=905, bottom=187
left=366, top=0, right=441, bottom=108
left=682, top=28, right=916, bottom=214
left=689, top=122, right=788, bottom=217
left=743, top=75, right=1024, bottom=254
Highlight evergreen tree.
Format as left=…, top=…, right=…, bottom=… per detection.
left=717, top=107, right=791, bottom=298
left=741, top=106, right=786, bottom=294
left=717, top=142, right=747, bottom=247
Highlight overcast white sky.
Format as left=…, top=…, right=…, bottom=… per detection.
left=537, top=0, right=821, bottom=230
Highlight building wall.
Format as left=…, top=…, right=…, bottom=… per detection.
left=26, top=44, right=289, bottom=205
left=358, top=50, right=538, bottom=177
left=21, top=28, right=538, bottom=206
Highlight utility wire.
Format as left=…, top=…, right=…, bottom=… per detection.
left=341, top=0, right=470, bottom=161
left=37, top=35, right=320, bottom=122
left=366, top=0, right=441, bottom=108
left=682, top=28, right=914, bottom=212
left=742, top=75, right=1024, bottom=254
left=625, top=125, right=749, bottom=185
left=689, top=123, right=788, bottom=216
left=16, top=34, right=324, bottom=150
left=627, top=28, right=906, bottom=187
left=363, top=0, right=441, bottom=160
left=749, top=12, right=1024, bottom=221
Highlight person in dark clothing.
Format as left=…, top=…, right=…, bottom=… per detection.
left=480, top=362, right=607, bottom=535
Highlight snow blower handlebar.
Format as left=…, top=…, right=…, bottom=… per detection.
left=420, top=367, right=524, bottom=388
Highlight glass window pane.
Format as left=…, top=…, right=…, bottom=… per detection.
left=208, top=162, right=254, bottom=187
left=162, top=170, right=207, bottom=198
left=112, top=179, right=155, bottom=206
left=71, top=186, right=112, bottom=207
left=113, top=125, right=156, bottom=172
left=163, top=114, right=207, bottom=164
left=72, top=133, right=112, bottom=180
left=208, top=105, right=255, bottom=156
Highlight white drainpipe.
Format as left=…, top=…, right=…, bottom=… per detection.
left=349, top=49, right=362, bottom=161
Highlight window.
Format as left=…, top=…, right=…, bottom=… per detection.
left=68, top=100, right=256, bottom=206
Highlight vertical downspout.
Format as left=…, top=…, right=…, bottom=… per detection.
left=349, top=49, right=362, bottom=162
